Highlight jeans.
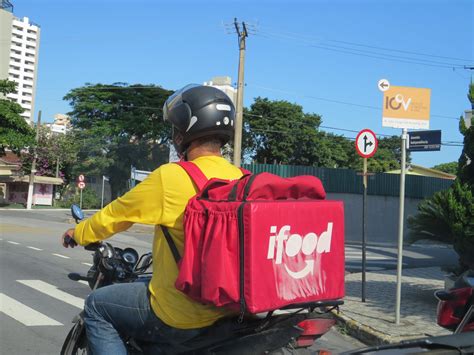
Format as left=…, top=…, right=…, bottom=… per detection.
left=84, top=281, right=204, bottom=355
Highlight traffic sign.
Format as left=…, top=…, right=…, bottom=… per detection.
left=408, top=130, right=441, bottom=152
left=78, top=174, right=85, bottom=182
left=355, top=129, right=378, bottom=158
left=77, top=181, right=86, bottom=189
left=378, top=79, right=390, bottom=92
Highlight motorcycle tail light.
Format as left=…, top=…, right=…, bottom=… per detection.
left=437, top=287, right=472, bottom=329
left=296, top=318, right=335, bottom=348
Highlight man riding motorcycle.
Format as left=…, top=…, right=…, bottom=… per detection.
left=61, top=85, right=244, bottom=354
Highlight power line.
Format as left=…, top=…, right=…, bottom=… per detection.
left=254, top=30, right=468, bottom=69
left=246, top=83, right=460, bottom=120
left=256, top=25, right=474, bottom=63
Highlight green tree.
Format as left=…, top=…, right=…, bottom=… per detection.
left=0, top=79, right=34, bottom=155
left=432, top=162, right=458, bottom=175
left=64, top=83, right=173, bottom=197
left=457, top=82, right=474, bottom=186
left=408, top=83, right=474, bottom=272
left=21, top=127, right=79, bottom=179
left=244, top=97, right=407, bottom=172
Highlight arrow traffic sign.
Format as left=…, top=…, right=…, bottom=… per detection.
left=378, top=79, right=390, bottom=92
left=355, top=129, right=378, bottom=158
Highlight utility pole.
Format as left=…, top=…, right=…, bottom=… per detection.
left=232, top=18, right=248, bottom=168
left=26, top=110, right=41, bottom=210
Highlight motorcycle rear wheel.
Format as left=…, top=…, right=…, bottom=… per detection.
left=61, top=321, right=88, bottom=355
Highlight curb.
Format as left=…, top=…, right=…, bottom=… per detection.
left=331, top=309, right=422, bottom=346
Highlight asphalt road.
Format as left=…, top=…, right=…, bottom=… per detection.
left=1, top=209, right=457, bottom=354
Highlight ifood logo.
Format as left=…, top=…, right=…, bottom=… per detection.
left=267, top=223, right=333, bottom=279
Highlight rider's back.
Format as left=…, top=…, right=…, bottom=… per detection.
left=74, top=155, right=243, bottom=329
left=149, top=156, right=243, bottom=329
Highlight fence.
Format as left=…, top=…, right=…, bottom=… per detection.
left=242, top=164, right=453, bottom=199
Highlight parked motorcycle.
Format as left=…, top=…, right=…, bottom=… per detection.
left=60, top=205, right=342, bottom=354
left=434, top=269, right=474, bottom=333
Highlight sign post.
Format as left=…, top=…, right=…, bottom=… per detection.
left=355, top=129, right=378, bottom=303
left=380, top=80, right=431, bottom=324
left=77, top=175, right=86, bottom=209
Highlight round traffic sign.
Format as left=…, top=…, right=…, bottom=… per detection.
left=355, top=129, right=378, bottom=158
left=378, top=78, right=390, bottom=92
left=78, top=174, right=85, bottom=182
left=77, top=181, right=86, bottom=189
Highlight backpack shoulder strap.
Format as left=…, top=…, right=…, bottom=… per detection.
left=161, top=226, right=181, bottom=264
left=176, top=161, right=208, bottom=191
left=240, top=167, right=251, bottom=175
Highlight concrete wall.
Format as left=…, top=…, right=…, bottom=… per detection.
left=0, top=9, right=13, bottom=81
left=327, top=192, right=422, bottom=246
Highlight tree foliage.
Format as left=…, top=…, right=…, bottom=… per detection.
left=64, top=83, right=173, bottom=197
left=432, top=162, right=458, bottom=175
left=21, top=127, right=79, bottom=179
left=408, top=83, right=474, bottom=272
left=457, top=82, right=474, bottom=186
left=408, top=181, right=474, bottom=269
left=243, top=97, right=406, bottom=171
left=0, top=79, right=34, bottom=155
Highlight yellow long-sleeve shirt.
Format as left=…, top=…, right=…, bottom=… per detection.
left=74, top=156, right=243, bottom=329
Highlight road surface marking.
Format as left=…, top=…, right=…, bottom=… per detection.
left=0, top=293, right=63, bottom=326
left=27, top=246, right=43, bottom=251
left=82, top=262, right=93, bottom=266
left=52, top=253, right=70, bottom=259
left=78, top=280, right=89, bottom=286
left=7, top=241, right=20, bottom=245
left=17, top=280, right=84, bottom=309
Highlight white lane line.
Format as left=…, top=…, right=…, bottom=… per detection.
left=81, top=262, right=93, bottom=267
left=52, top=253, right=70, bottom=259
left=78, top=280, right=89, bottom=286
left=17, top=280, right=84, bottom=309
left=0, top=293, right=63, bottom=326
left=27, top=246, right=43, bottom=251
left=7, top=241, right=20, bottom=245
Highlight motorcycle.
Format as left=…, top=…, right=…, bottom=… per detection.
left=61, top=205, right=343, bottom=355
left=434, top=269, right=474, bottom=334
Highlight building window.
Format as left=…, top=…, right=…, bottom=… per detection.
left=23, top=84, right=33, bottom=89
left=12, top=41, right=22, bottom=47
left=11, top=74, right=19, bottom=79
left=10, top=57, right=20, bottom=63
left=22, top=99, right=31, bottom=104
left=25, top=60, right=34, bottom=66
left=26, top=45, right=35, bottom=50
left=13, top=34, right=22, bottom=39
left=24, top=68, right=34, bottom=73
left=24, top=76, right=33, bottom=81
left=25, top=53, right=35, bottom=58
left=9, top=65, right=20, bottom=71
left=27, top=37, right=36, bottom=42
left=12, top=49, right=21, bottom=55
left=27, top=29, right=36, bottom=34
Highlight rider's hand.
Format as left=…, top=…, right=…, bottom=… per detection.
left=62, top=229, right=78, bottom=248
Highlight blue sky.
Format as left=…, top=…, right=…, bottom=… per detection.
left=13, top=0, right=473, bottom=167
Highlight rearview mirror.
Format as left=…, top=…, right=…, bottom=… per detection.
left=71, top=204, right=84, bottom=223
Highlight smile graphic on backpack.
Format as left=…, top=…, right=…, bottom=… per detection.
left=267, top=223, right=333, bottom=279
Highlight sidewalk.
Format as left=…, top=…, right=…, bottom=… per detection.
left=335, top=267, right=451, bottom=345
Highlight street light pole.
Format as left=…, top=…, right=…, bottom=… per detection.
left=26, top=110, right=41, bottom=210
left=232, top=18, right=248, bottom=168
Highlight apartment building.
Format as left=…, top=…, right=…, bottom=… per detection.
left=1, top=1, right=40, bottom=124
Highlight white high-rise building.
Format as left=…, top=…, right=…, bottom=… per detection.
left=0, top=1, right=40, bottom=124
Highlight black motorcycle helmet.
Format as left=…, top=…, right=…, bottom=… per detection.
left=163, top=84, right=236, bottom=154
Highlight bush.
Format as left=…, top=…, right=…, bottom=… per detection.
left=56, top=186, right=101, bottom=209
left=408, top=181, right=474, bottom=271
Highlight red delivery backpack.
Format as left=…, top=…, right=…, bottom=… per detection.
left=161, top=161, right=345, bottom=316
